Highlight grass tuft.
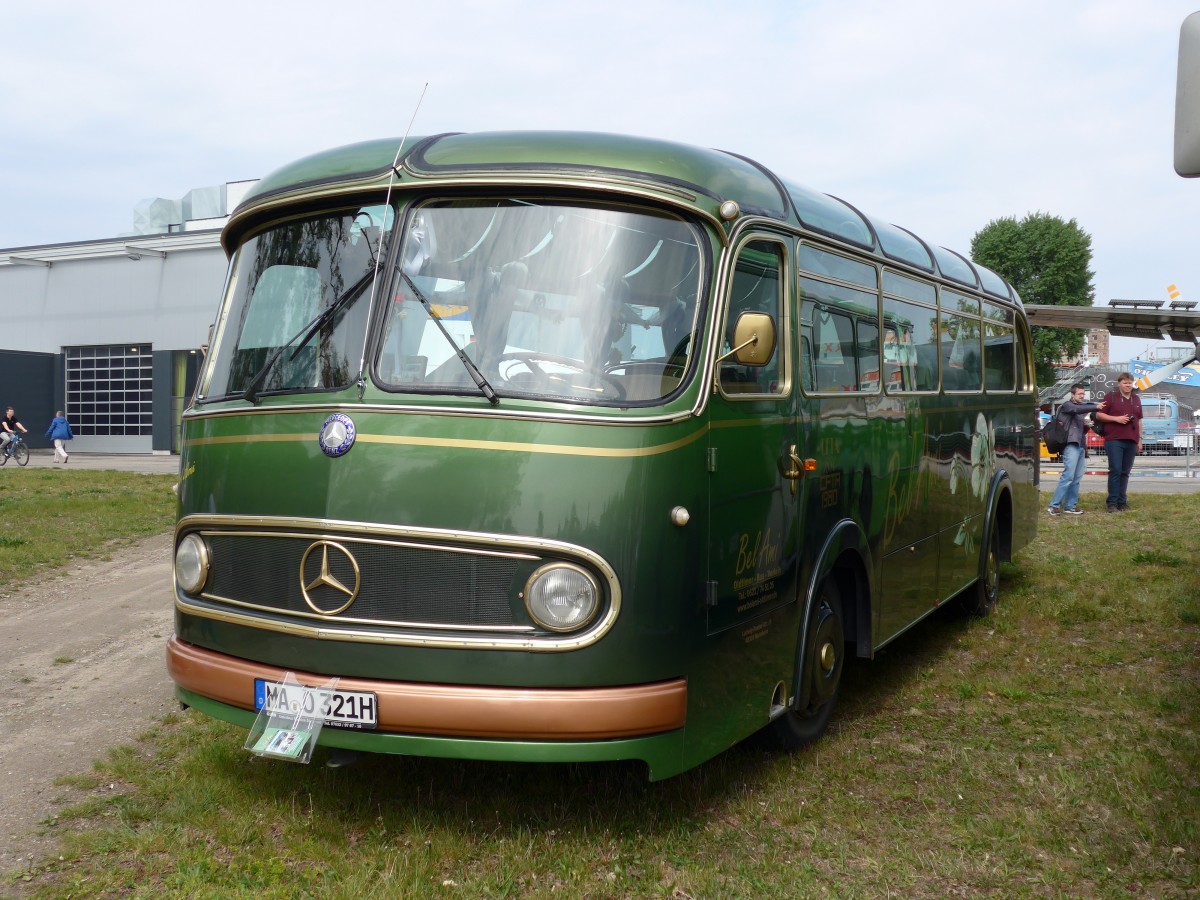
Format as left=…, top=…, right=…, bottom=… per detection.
left=0, top=469, right=175, bottom=589
left=1131, top=549, right=1185, bottom=567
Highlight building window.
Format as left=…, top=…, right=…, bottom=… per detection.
left=66, top=344, right=153, bottom=435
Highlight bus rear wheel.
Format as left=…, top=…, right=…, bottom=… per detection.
left=961, top=525, right=999, bottom=617
left=768, top=578, right=844, bottom=750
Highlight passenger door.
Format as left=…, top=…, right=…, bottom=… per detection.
left=706, top=237, right=801, bottom=636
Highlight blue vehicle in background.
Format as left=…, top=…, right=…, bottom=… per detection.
left=1139, top=393, right=1196, bottom=454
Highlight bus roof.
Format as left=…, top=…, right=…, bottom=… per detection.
left=233, top=130, right=1017, bottom=303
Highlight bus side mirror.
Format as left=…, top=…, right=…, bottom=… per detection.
left=724, top=311, right=777, bottom=366
left=1176, top=11, right=1200, bottom=177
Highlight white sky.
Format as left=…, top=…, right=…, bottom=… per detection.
left=1, top=0, right=1197, bottom=362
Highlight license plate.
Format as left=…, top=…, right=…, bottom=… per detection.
left=254, top=679, right=378, bottom=730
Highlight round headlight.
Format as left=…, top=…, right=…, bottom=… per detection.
left=524, top=564, right=601, bottom=632
left=175, top=533, right=210, bottom=594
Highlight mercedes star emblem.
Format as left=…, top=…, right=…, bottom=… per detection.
left=299, top=540, right=361, bottom=615
left=318, top=413, right=356, bottom=457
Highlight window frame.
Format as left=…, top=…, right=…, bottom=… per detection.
left=716, top=234, right=792, bottom=401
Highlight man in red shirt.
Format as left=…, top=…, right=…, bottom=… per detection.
left=1095, top=373, right=1143, bottom=512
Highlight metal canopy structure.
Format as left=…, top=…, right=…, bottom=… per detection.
left=1024, top=302, right=1200, bottom=345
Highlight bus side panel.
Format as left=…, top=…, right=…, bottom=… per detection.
left=874, top=394, right=938, bottom=643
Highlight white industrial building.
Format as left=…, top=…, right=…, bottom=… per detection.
left=0, top=181, right=255, bottom=453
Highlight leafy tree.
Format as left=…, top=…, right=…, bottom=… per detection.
left=970, top=213, right=1095, bottom=386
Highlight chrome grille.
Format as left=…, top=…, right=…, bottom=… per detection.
left=201, top=532, right=520, bottom=627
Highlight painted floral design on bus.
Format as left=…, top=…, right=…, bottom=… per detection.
left=970, top=413, right=997, bottom=500
left=947, top=413, right=998, bottom=556
left=949, top=413, right=997, bottom=501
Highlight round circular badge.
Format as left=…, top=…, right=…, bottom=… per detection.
left=318, top=413, right=356, bottom=458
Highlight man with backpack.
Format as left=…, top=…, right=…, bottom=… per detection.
left=1047, top=384, right=1106, bottom=517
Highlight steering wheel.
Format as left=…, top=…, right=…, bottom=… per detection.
left=498, top=351, right=626, bottom=401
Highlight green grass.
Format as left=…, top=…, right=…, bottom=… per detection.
left=8, top=490, right=1200, bottom=898
left=0, top=469, right=176, bottom=586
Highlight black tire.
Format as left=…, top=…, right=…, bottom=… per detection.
left=961, top=523, right=1000, bottom=617
left=0, top=447, right=7, bottom=466
left=14, top=443, right=29, bottom=466
left=767, top=578, right=844, bottom=750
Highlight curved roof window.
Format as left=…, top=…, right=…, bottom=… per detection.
left=871, top=219, right=933, bottom=271
left=973, top=263, right=1012, bottom=299
left=785, top=182, right=874, bottom=249
left=931, top=246, right=979, bottom=288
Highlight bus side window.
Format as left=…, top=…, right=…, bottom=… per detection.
left=856, top=319, right=879, bottom=392
left=1015, top=325, right=1034, bottom=391
left=883, top=324, right=908, bottom=389
left=941, top=313, right=981, bottom=393
left=720, top=240, right=784, bottom=395
left=799, top=273, right=879, bottom=394
left=800, top=331, right=815, bottom=391
left=882, top=296, right=937, bottom=393
left=984, top=324, right=1015, bottom=391
left=808, top=303, right=856, bottom=392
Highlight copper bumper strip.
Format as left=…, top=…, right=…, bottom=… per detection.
left=167, top=638, right=686, bottom=740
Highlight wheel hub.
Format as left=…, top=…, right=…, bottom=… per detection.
left=819, top=641, right=836, bottom=673
left=808, top=602, right=844, bottom=706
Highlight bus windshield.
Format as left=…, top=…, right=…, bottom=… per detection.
left=374, top=200, right=704, bottom=405
left=203, top=204, right=394, bottom=401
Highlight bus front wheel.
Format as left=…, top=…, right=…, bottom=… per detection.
left=768, top=578, right=844, bottom=750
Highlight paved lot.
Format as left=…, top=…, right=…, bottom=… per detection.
left=18, top=450, right=181, bottom=475
left=1040, top=453, right=1200, bottom=496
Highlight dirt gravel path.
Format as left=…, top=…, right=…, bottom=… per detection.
left=0, top=533, right=175, bottom=880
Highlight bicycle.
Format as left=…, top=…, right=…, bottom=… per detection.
left=0, top=433, right=30, bottom=467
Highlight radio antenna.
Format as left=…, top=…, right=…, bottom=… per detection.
left=356, top=82, right=429, bottom=397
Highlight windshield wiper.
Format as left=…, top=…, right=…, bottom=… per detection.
left=242, top=268, right=375, bottom=403
left=399, top=271, right=499, bottom=405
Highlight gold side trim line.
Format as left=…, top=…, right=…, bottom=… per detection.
left=185, top=433, right=307, bottom=445
left=355, top=431, right=707, bottom=457
left=183, top=428, right=709, bottom=458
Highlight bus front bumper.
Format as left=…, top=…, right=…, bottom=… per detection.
left=166, top=637, right=687, bottom=741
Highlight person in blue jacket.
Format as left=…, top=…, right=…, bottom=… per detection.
left=45, top=410, right=73, bottom=464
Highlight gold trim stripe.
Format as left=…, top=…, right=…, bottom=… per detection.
left=185, top=434, right=305, bottom=446
left=183, top=428, right=709, bottom=458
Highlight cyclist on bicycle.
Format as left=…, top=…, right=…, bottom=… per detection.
left=2, top=407, right=28, bottom=455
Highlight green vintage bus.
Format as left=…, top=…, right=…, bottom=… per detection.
left=168, top=131, right=1039, bottom=780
